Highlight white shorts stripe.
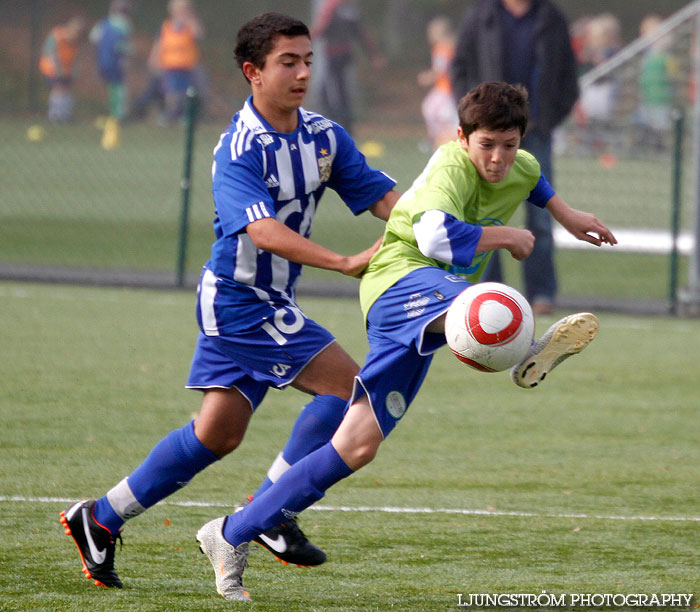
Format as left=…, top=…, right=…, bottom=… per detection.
left=200, top=268, right=220, bottom=336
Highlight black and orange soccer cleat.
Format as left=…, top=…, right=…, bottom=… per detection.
left=60, top=499, right=123, bottom=588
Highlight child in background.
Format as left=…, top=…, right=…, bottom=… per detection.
left=39, top=16, right=85, bottom=122
left=638, top=14, right=676, bottom=151
left=150, top=0, right=204, bottom=124
left=417, top=16, right=459, bottom=149
left=90, top=0, right=133, bottom=122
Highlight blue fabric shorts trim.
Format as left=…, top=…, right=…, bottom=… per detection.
left=353, top=267, right=471, bottom=437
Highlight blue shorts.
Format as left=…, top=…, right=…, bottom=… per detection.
left=164, top=69, right=193, bottom=94
left=352, top=267, right=471, bottom=437
left=186, top=283, right=336, bottom=410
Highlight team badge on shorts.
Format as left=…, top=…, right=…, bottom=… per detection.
left=385, top=391, right=406, bottom=419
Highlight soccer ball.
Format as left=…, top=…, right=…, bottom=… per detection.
left=444, top=282, right=534, bottom=372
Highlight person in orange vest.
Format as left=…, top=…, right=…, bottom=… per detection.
left=39, top=16, right=85, bottom=122
left=149, top=0, right=204, bottom=124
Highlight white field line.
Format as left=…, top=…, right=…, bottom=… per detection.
left=1, top=495, right=699, bottom=523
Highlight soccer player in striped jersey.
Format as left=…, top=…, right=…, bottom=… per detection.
left=60, top=13, right=399, bottom=598
left=196, top=81, right=617, bottom=600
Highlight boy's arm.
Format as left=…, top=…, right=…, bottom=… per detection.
left=546, top=195, right=618, bottom=247
left=246, top=218, right=380, bottom=278
left=368, top=189, right=401, bottom=221
left=414, top=210, right=535, bottom=264
left=476, top=226, right=535, bottom=261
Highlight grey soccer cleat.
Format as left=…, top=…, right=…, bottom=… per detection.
left=510, top=312, right=599, bottom=388
left=196, top=517, right=251, bottom=602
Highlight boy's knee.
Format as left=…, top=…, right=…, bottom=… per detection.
left=348, top=443, right=378, bottom=469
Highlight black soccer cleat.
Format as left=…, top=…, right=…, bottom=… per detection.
left=253, top=517, right=327, bottom=567
left=60, top=499, right=123, bottom=588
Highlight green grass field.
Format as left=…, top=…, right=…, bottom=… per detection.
left=1, top=116, right=693, bottom=304
left=1, top=281, right=698, bottom=611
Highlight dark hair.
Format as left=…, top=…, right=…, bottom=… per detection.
left=234, top=13, right=310, bottom=80
left=458, top=82, right=529, bottom=138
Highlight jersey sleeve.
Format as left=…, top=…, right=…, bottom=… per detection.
left=212, top=143, right=276, bottom=238
left=526, top=173, right=555, bottom=208
left=413, top=210, right=482, bottom=267
left=326, top=125, right=396, bottom=215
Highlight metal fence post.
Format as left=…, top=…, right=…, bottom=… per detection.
left=176, top=87, right=198, bottom=287
left=669, top=109, right=684, bottom=315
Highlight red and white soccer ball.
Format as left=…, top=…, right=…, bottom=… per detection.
left=444, top=282, right=535, bottom=372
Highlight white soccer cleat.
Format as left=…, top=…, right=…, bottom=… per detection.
left=196, top=517, right=251, bottom=602
left=510, top=312, right=599, bottom=388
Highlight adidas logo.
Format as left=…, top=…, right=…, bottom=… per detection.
left=266, top=174, right=280, bottom=189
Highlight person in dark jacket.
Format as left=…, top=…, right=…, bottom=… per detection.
left=451, top=0, right=579, bottom=314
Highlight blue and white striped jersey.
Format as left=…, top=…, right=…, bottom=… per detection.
left=199, top=97, right=395, bottom=335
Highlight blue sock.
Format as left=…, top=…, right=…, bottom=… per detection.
left=94, top=421, right=218, bottom=533
left=224, top=442, right=353, bottom=546
left=253, top=394, right=346, bottom=498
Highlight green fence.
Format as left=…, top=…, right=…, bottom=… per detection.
left=0, top=103, right=691, bottom=314
left=3, top=1, right=700, bottom=314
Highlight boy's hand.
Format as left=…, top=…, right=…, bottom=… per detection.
left=342, top=237, right=384, bottom=278
left=506, top=227, right=535, bottom=261
left=559, top=208, right=618, bottom=247
left=547, top=196, right=618, bottom=247
left=476, top=226, right=534, bottom=261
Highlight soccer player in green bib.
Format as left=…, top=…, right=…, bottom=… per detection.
left=195, top=81, right=617, bottom=599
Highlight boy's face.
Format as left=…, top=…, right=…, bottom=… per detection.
left=459, top=127, right=521, bottom=183
left=244, top=35, right=312, bottom=115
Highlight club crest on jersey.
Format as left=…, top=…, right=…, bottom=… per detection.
left=318, top=152, right=332, bottom=182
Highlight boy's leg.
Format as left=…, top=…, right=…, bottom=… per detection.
left=248, top=342, right=358, bottom=566
left=197, top=400, right=380, bottom=601
left=60, top=388, right=253, bottom=588
left=198, top=327, right=434, bottom=598
left=222, top=396, right=381, bottom=548
left=256, top=341, right=359, bottom=498
left=251, top=394, right=347, bottom=499
left=224, top=328, right=435, bottom=547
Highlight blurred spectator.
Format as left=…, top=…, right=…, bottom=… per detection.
left=417, top=16, right=459, bottom=149
left=451, top=0, right=579, bottom=315
left=39, top=16, right=85, bottom=122
left=311, top=0, right=384, bottom=135
left=569, top=16, right=593, bottom=72
left=126, top=68, right=166, bottom=122
left=90, top=0, right=133, bottom=121
left=577, top=13, right=621, bottom=125
left=149, top=0, right=204, bottom=124
left=637, top=14, right=676, bottom=151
